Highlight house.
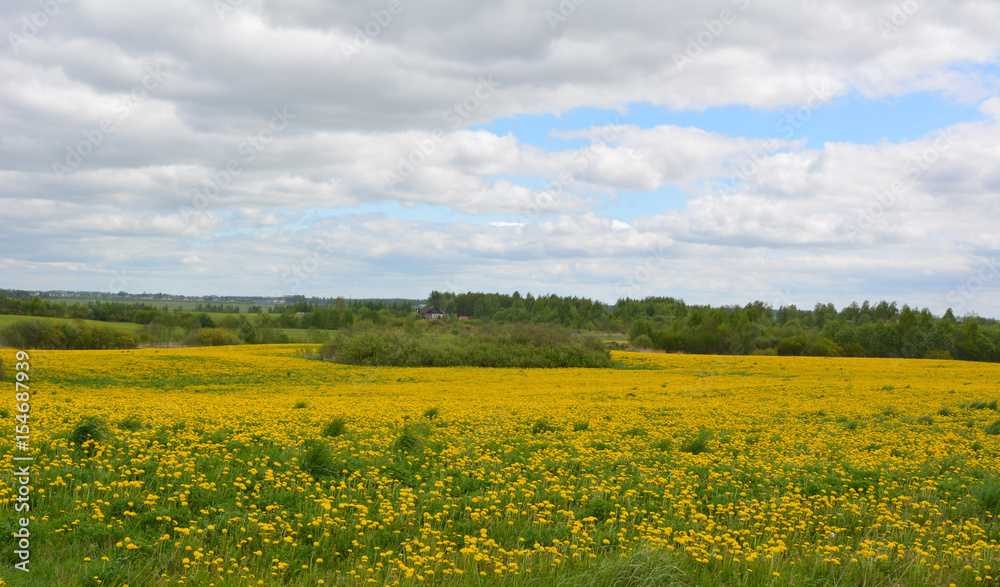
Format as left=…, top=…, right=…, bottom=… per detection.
left=418, top=306, right=446, bottom=319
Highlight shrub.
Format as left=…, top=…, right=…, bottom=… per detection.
left=293, top=401, right=308, bottom=409
left=319, top=322, right=611, bottom=368
left=653, top=439, right=673, bottom=452
left=531, top=419, right=557, bottom=434
left=393, top=429, right=421, bottom=453
left=938, top=407, right=953, bottom=417
left=196, top=328, right=241, bottom=346
left=631, top=334, right=654, bottom=350
left=117, top=415, right=143, bottom=431
left=70, top=416, right=105, bottom=448
left=680, top=430, right=713, bottom=454
left=300, top=440, right=336, bottom=478
left=573, top=420, right=590, bottom=432
left=986, top=418, right=1000, bottom=435
left=322, top=417, right=347, bottom=438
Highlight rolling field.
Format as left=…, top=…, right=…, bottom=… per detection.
left=1, top=347, right=999, bottom=585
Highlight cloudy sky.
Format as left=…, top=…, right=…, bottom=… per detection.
left=1, top=0, right=999, bottom=316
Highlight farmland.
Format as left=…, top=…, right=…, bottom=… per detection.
left=1, top=347, right=999, bottom=586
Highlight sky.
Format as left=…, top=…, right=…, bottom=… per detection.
left=1, top=0, right=999, bottom=316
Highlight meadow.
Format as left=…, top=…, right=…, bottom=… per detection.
left=1, top=346, right=999, bottom=586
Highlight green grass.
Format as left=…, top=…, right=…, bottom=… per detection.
left=0, top=314, right=141, bottom=333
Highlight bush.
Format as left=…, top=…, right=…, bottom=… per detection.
left=653, top=439, right=673, bottom=452
left=986, top=418, right=1000, bottom=435
left=300, top=440, right=336, bottom=478
left=117, top=415, right=143, bottom=431
left=195, top=328, right=241, bottom=346
left=679, top=430, right=713, bottom=454
left=70, top=416, right=105, bottom=449
left=0, top=319, right=136, bottom=350
left=319, top=323, right=611, bottom=368
left=631, top=334, right=654, bottom=350
left=775, top=336, right=807, bottom=356
left=393, top=424, right=427, bottom=453
left=531, top=419, right=557, bottom=434
left=322, top=417, right=347, bottom=437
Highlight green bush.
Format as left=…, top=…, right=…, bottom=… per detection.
left=70, top=416, right=105, bottom=449
left=322, top=417, right=347, bottom=437
left=531, top=419, right=557, bottom=434
left=195, top=328, right=241, bottom=346
left=679, top=430, right=713, bottom=454
left=300, top=440, right=337, bottom=478
left=117, top=415, right=143, bottom=431
left=319, top=323, right=611, bottom=368
left=631, top=334, right=654, bottom=350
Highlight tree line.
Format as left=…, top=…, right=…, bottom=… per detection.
left=1, top=289, right=997, bottom=362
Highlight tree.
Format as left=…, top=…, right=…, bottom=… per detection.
left=238, top=321, right=258, bottom=344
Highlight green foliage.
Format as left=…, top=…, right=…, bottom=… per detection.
left=631, top=334, right=654, bottom=349
left=392, top=424, right=428, bottom=453
left=322, top=417, right=347, bottom=438
left=237, top=320, right=258, bottom=344
left=320, top=322, right=611, bottom=368
left=531, top=419, right=557, bottom=434
left=293, top=401, right=308, bottom=409
left=117, top=415, right=143, bottom=431
left=653, top=439, right=673, bottom=451
left=70, top=416, right=105, bottom=448
left=986, top=418, right=1000, bottom=435
left=679, top=429, right=713, bottom=454
left=423, top=406, right=440, bottom=420
left=0, top=318, right=136, bottom=350
left=300, top=439, right=337, bottom=479
left=573, top=420, right=590, bottom=432
left=191, top=327, right=241, bottom=346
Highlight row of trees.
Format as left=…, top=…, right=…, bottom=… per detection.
left=2, top=289, right=998, bottom=362
left=623, top=298, right=999, bottom=362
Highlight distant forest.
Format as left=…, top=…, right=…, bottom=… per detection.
left=0, top=288, right=997, bottom=362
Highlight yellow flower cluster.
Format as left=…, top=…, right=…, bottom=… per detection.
left=0, top=346, right=998, bottom=585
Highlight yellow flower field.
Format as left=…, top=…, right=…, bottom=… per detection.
left=1, top=345, right=999, bottom=585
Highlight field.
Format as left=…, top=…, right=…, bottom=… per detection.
left=1, top=347, right=999, bottom=586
